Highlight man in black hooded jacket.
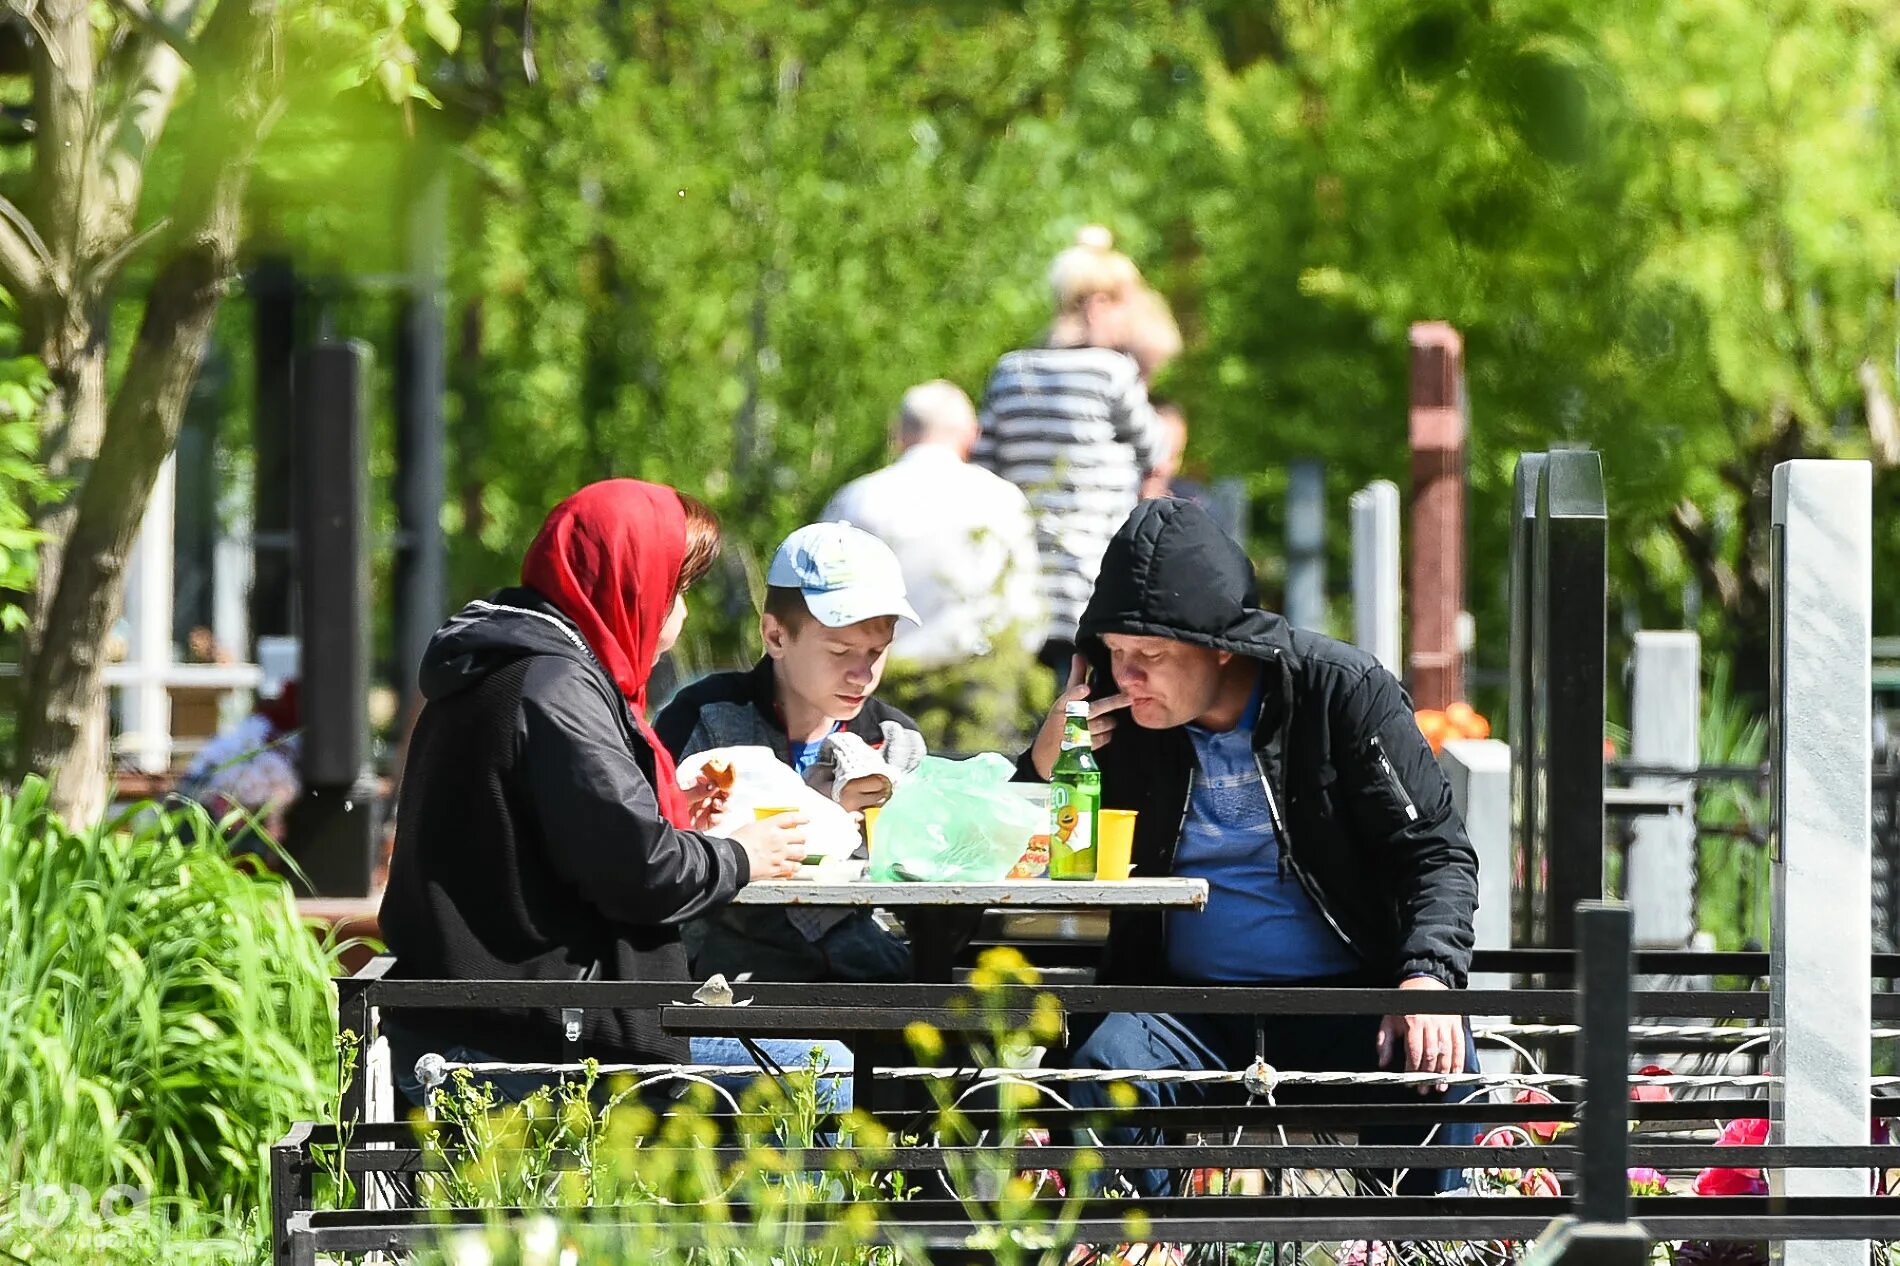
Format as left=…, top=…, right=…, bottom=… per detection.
left=1020, top=497, right=1481, bottom=1194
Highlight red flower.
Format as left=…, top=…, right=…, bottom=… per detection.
left=1694, top=1118, right=1768, bottom=1196
left=1513, top=1088, right=1567, bottom=1142
left=1631, top=1065, right=1674, bottom=1103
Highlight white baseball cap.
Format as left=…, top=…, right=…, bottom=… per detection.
left=767, top=522, right=921, bottom=629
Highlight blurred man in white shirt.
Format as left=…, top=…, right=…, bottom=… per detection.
left=822, top=381, right=1045, bottom=749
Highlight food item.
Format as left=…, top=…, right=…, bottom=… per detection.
left=1009, top=833, right=1051, bottom=879
left=703, top=758, right=737, bottom=792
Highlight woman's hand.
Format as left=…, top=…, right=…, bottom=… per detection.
left=730, top=812, right=809, bottom=880
left=1028, top=656, right=1131, bottom=780
left=684, top=771, right=731, bottom=830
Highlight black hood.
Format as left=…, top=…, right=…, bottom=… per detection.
left=1077, top=497, right=1293, bottom=662
left=416, top=586, right=602, bottom=702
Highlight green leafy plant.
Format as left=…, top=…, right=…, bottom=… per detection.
left=1693, top=656, right=1770, bottom=953
left=0, top=781, right=350, bottom=1259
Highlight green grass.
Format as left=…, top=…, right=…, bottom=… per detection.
left=0, top=778, right=352, bottom=1260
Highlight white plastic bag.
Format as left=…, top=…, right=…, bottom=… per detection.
left=675, top=745, right=861, bottom=865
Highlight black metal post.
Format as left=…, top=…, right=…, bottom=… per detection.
left=289, top=342, right=379, bottom=895
left=1510, top=453, right=1548, bottom=947
left=1576, top=900, right=1633, bottom=1224
left=269, top=1123, right=315, bottom=1266
left=251, top=259, right=300, bottom=650
left=393, top=156, right=448, bottom=733
left=171, top=349, right=226, bottom=642
left=1520, top=901, right=1647, bottom=1266
left=1531, top=450, right=1607, bottom=947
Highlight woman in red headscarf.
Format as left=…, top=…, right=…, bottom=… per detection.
left=379, top=480, right=807, bottom=1104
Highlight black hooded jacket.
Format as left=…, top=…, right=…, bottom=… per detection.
left=379, top=587, right=751, bottom=1063
left=1056, top=498, right=1478, bottom=988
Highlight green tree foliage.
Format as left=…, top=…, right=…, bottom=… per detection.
left=445, top=0, right=1211, bottom=665
left=432, top=0, right=1900, bottom=693
left=1184, top=0, right=1900, bottom=690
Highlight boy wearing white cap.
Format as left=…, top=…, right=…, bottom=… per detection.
left=656, top=522, right=927, bottom=982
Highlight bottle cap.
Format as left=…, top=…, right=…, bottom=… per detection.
left=1065, top=700, right=1090, bottom=719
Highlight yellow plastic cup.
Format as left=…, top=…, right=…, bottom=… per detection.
left=1096, top=809, right=1138, bottom=881
left=752, top=806, right=800, bottom=822
left=861, top=805, right=881, bottom=850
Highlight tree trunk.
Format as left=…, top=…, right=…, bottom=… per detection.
left=26, top=304, right=110, bottom=654
left=10, top=0, right=277, bottom=824
left=16, top=235, right=239, bottom=821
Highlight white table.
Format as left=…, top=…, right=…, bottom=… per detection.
left=731, top=875, right=1207, bottom=981
left=731, top=876, right=1208, bottom=909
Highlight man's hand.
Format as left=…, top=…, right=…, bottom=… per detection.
left=684, top=771, right=731, bottom=830
left=1029, top=656, right=1131, bottom=780
left=1376, top=975, right=1464, bottom=1093
left=730, top=813, right=809, bottom=880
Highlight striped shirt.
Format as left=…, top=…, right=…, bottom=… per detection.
left=974, top=346, right=1160, bottom=643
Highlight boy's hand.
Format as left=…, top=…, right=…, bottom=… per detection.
left=1029, top=656, right=1130, bottom=780
left=836, top=774, right=892, bottom=814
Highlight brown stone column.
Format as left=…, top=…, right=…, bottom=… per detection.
left=1408, top=322, right=1467, bottom=710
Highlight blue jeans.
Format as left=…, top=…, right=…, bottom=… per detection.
left=685, top=908, right=911, bottom=984
left=385, top=1020, right=855, bottom=1115
left=688, top=1037, right=855, bottom=1113
left=1065, top=1008, right=1481, bottom=1196
left=391, top=1039, right=572, bottom=1109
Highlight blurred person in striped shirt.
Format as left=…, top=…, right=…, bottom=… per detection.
left=975, top=227, right=1171, bottom=688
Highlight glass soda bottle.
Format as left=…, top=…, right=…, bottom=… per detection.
left=1048, top=700, right=1101, bottom=880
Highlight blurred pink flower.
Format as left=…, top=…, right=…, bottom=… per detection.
left=1627, top=1167, right=1669, bottom=1195
left=1694, top=1118, right=1768, bottom=1197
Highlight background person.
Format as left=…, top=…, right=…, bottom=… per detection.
left=975, top=225, right=1164, bottom=690
left=822, top=381, right=1045, bottom=752
left=1139, top=400, right=1209, bottom=505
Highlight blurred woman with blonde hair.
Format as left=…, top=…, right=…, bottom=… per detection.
left=976, top=226, right=1166, bottom=685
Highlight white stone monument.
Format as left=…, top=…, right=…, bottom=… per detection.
left=1628, top=630, right=1699, bottom=947
left=1440, top=737, right=1514, bottom=1071
left=1768, top=460, right=1871, bottom=1266
left=1350, top=479, right=1402, bottom=675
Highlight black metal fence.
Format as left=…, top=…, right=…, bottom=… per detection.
left=275, top=907, right=1900, bottom=1265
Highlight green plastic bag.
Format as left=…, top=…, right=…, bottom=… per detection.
left=869, top=753, right=1045, bottom=882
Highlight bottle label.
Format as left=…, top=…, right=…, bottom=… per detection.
left=1051, top=783, right=1095, bottom=853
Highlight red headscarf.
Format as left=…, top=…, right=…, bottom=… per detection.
left=521, top=480, right=692, bottom=827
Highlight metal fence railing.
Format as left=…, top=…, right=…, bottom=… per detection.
left=273, top=905, right=1900, bottom=1266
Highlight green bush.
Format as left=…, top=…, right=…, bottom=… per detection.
left=0, top=780, right=349, bottom=1258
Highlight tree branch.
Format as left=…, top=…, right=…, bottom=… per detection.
left=1666, top=498, right=1742, bottom=614
left=105, top=0, right=195, bottom=62
left=0, top=193, right=50, bottom=306
left=95, top=0, right=202, bottom=243
left=1860, top=360, right=1900, bottom=469
left=26, top=0, right=96, bottom=280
